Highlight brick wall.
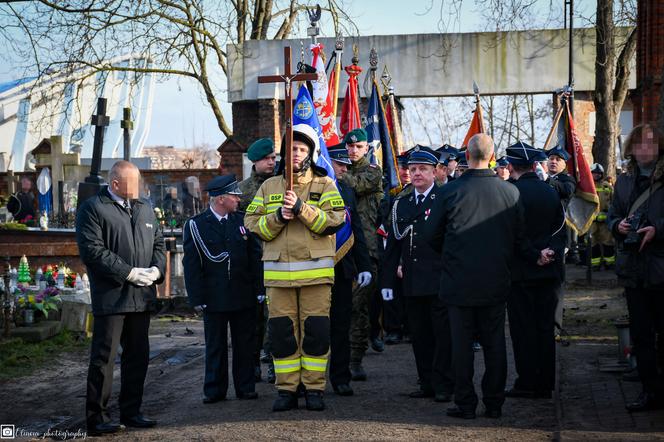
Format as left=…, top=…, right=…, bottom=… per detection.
left=634, top=0, right=664, bottom=125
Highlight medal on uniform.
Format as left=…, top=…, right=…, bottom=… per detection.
left=425, top=208, right=431, bottom=221
left=239, top=225, right=248, bottom=240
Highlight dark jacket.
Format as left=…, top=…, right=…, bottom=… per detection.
left=436, top=169, right=539, bottom=306
left=382, top=184, right=445, bottom=297
left=337, top=181, right=371, bottom=280
left=511, top=172, right=566, bottom=282
left=8, top=190, right=36, bottom=222
left=183, top=208, right=263, bottom=312
left=608, top=156, right=664, bottom=288
left=76, top=188, right=166, bottom=316
left=547, top=171, right=576, bottom=204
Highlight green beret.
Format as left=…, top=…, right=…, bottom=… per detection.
left=344, top=128, right=368, bottom=144
left=247, top=138, right=274, bottom=162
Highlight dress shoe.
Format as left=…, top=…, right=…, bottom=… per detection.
left=305, top=390, right=326, bottom=411
left=409, top=389, right=434, bottom=399
left=384, top=333, right=402, bottom=345
left=626, top=391, right=664, bottom=412
left=267, top=361, right=276, bottom=384
left=371, top=337, right=385, bottom=352
left=350, top=363, right=367, bottom=381
left=237, top=391, right=258, bottom=400
left=87, top=422, right=125, bottom=436
left=446, top=406, right=476, bottom=419
left=484, top=408, right=502, bottom=418
left=273, top=390, right=298, bottom=412
left=434, top=392, right=453, bottom=403
left=120, top=414, right=157, bottom=428
left=505, top=387, right=536, bottom=398
left=254, top=365, right=262, bottom=382
left=203, top=396, right=226, bottom=404
left=333, top=383, right=354, bottom=396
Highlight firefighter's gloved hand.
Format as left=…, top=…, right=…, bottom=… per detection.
left=357, top=271, right=372, bottom=288
left=381, top=288, right=394, bottom=301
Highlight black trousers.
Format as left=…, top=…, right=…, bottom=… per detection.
left=330, top=269, right=353, bottom=387
left=507, top=280, right=558, bottom=393
left=383, top=278, right=406, bottom=335
left=406, top=295, right=454, bottom=395
left=203, top=307, right=256, bottom=399
left=369, top=283, right=383, bottom=340
left=625, top=286, right=664, bottom=394
left=448, top=303, right=507, bottom=412
left=86, top=312, right=150, bottom=427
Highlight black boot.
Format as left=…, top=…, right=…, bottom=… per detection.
left=305, top=390, right=326, bottom=411
left=350, top=363, right=367, bottom=381
left=272, top=390, right=298, bottom=412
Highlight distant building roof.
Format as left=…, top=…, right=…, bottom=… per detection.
left=0, top=77, right=36, bottom=94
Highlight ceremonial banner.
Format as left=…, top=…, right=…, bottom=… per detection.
left=293, top=85, right=354, bottom=261
left=310, top=44, right=340, bottom=146
left=461, top=104, right=484, bottom=148
left=339, top=64, right=362, bottom=137
left=366, top=81, right=401, bottom=195
left=547, top=98, right=599, bottom=234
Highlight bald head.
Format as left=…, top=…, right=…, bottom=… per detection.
left=467, top=134, right=494, bottom=168
left=108, top=160, right=140, bottom=199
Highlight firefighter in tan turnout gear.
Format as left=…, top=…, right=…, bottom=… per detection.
left=244, top=124, right=346, bottom=412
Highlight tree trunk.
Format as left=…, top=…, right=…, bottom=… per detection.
left=592, top=0, right=618, bottom=179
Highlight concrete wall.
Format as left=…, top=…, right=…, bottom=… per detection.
left=227, top=27, right=636, bottom=101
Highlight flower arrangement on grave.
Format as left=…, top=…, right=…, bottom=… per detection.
left=65, top=271, right=77, bottom=288
left=15, top=285, right=61, bottom=322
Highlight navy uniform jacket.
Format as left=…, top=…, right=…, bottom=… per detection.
left=382, top=185, right=445, bottom=297
left=510, top=172, right=566, bottom=282
left=183, top=209, right=262, bottom=312
left=337, top=181, right=371, bottom=280
left=435, top=169, right=539, bottom=307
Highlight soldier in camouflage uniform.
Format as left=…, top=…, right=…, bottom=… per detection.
left=238, top=138, right=277, bottom=383
left=589, top=163, right=615, bottom=269
left=339, top=128, right=384, bottom=381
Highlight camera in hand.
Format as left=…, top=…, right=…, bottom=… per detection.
left=623, top=213, right=644, bottom=251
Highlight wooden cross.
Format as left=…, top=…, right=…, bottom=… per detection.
left=258, top=46, right=317, bottom=190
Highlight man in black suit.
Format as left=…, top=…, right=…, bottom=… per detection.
left=381, top=146, right=454, bottom=403
left=183, top=175, right=263, bottom=404
left=76, top=161, right=166, bottom=436
left=436, top=135, right=554, bottom=419
left=327, top=144, right=372, bottom=396
left=504, top=142, right=566, bottom=399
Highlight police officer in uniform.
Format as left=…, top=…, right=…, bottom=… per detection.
left=339, top=128, right=384, bottom=381
left=238, top=138, right=277, bottom=383
left=382, top=146, right=454, bottom=402
left=503, top=143, right=565, bottom=399
left=327, top=143, right=372, bottom=396
left=244, top=124, right=346, bottom=412
left=589, top=163, right=615, bottom=269
left=183, top=175, right=263, bottom=403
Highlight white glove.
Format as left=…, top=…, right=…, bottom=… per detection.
left=257, top=295, right=266, bottom=303
left=145, top=266, right=161, bottom=282
left=357, top=271, right=372, bottom=288
left=194, top=304, right=206, bottom=314
left=127, top=268, right=153, bottom=286
left=381, top=288, right=394, bottom=301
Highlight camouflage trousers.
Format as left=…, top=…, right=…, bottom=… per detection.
left=350, top=261, right=378, bottom=364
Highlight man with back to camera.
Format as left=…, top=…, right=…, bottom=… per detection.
left=76, top=160, right=165, bottom=436
left=503, top=142, right=566, bottom=400
left=435, top=134, right=554, bottom=419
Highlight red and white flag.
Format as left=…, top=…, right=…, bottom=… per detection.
left=339, top=64, right=363, bottom=138
left=310, top=44, right=340, bottom=146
